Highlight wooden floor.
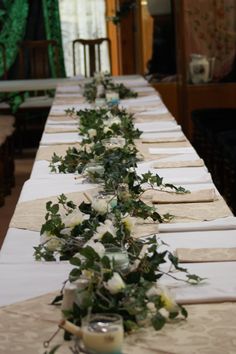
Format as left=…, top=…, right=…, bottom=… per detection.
left=0, top=151, right=35, bottom=248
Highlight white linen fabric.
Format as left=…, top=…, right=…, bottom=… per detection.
left=1, top=75, right=236, bottom=314
left=40, top=132, right=82, bottom=145
left=160, top=262, right=236, bottom=304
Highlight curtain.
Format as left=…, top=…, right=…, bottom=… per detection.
left=0, top=0, right=29, bottom=78
left=184, top=0, right=236, bottom=80
left=59, top=0, right=109, bottom=77
left=42, top=0, right=66, bottom=77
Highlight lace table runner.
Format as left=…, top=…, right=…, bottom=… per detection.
left=10, top=190, right=98, bottom=232
left=36, top=144, right=80, bottom=161
left=176, top=247, right=236, bottom=263
left=0, top=292, right=236, bottom=354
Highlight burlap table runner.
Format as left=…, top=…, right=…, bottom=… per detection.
left=44, top=126, right=78, bottom=134
left=151, top=188, right=217, bottom=204
left=53, top=97, right=85, bottom=105
left=1, top=292, right=236, bottom=354
left=134, top=112, right=175, bottom=123
left=127, top=103, right=167, bottom=114
left=153, top=159, right=204, bottom=169
left=176, top=247, right=236, bottom=263
left=36, top=144, right=80, bottom=161
left=156, top=197, right=232, bottom=223
left=47, top=115, right=76, bottom=122
left=136, top=141, right=191, bottom=161
left=10, top=189, right=98, bottom=232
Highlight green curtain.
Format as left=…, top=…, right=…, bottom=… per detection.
left=42, top=0, right=66, bottom=78
left=0, top=0, right=29, bottom=78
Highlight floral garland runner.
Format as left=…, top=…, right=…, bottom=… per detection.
left=38, top=84, right=203, bottom=352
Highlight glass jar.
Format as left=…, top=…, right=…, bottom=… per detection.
left=82, top=313, right=124, bottom=354
left=83, top=162, right=104, bottom=183
left=105, top=246, right=129, bottom=272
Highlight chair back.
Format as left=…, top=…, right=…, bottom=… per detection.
left=72, top=38, right=111, bottom=77
left=18, top=40, right=60, bottom=79
left=0, top=43, right=7, bottom=80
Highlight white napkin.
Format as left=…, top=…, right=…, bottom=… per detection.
left=40, top=132, right=82, bottom=145
left=151, top=188, right=216, bottom=204
left=159, top=216, right=236, bottom=232
left=159, top=261, right=236, bottom=304
left=135, top=121, right=181, bottom=133
left=141, top=131, right=186, bottom=141
left=46, top=119, right=78, bottom=125
left=149, top=147, right=196, bottom=155
left=18, top=178, right=97, bottom=202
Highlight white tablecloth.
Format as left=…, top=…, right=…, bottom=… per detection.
left=1, top=74, right=236, bottom=310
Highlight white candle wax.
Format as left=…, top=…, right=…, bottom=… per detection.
left=82, top=323, right=123, bottom=354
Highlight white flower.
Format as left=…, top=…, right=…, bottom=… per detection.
left=62, top=209, right=85, bottom=228
left=87, top=128, right=97, bottom=139
left=146, top=285, right=178, bottom=312
left=103, top=126, right=112, bottom=134
left=104, top=272, right=125, bottom=294
left=92, top=198, right=109, bottom=215
left=60, top=227, right=72, bottom=236
left=94, top=71, right=104, bottom=83
left=83, top=143, right=94, bottom=153
left=40, top=231, right=62, bottom=252
left=104, top=115, right=121, bottom=127
left=122, top=215, right=136, bottom=233
left=93, top=219, right=116, bottom=240
left=85, top=240, right=105, bottom=258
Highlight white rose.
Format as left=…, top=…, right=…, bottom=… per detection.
left=62, top=209, right=85, bottom=228
left=40, top=231, right=62, bottom=252
left=146, top=285, right=178, bottom=312
left=85, top=240, right=105, bottom=258
left=104, top=272, right=125, bottom=294
left=103, top=126, right=112, bottom=134
left=94, top=71, right=104, bottom=83
left=106, top=111, right=114, bottom=119
left=92, top=198, right=108, bottom=215
left=83, top=143, right=94, bottom=153
left=60, top=227, right=72, bottom=236
left=122, top=215, right=136, bottom=233
left=87, top=128, right=97, bottom=139
left=93, top=219, right=116, bottom=240
left=104, top=116, right=121, bottom=127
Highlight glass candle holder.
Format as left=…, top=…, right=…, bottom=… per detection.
left=83, top=162, right=104, bottom=183
left=106, top=91, right=120, bottom=106
left=102, top=137, right=126, bottom=150
left=94, top=191, right=118, bottom=209
left=105, top=246, right=129, bottom=272
left=82, top=313, right=124, bottom=354
left=95, top=98, right=107, bottom=107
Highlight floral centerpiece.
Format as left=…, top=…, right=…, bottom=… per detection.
left=82, top=72, right=138, bottom=103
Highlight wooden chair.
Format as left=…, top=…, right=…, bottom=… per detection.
left=72, top=38, right=111, bottom=77
left=0, top=42, right=7, bottom=80
left=14, top=40, right=61, bottom=153
left=18, top=39, right=60, bottom=79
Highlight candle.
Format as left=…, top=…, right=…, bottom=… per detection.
left=61, top=283, right=77, bottom=313
left=82, top=314, right=124, bottom=354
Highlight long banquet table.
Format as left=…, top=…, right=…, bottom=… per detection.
left=1, top=75, right=236, bottom=354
